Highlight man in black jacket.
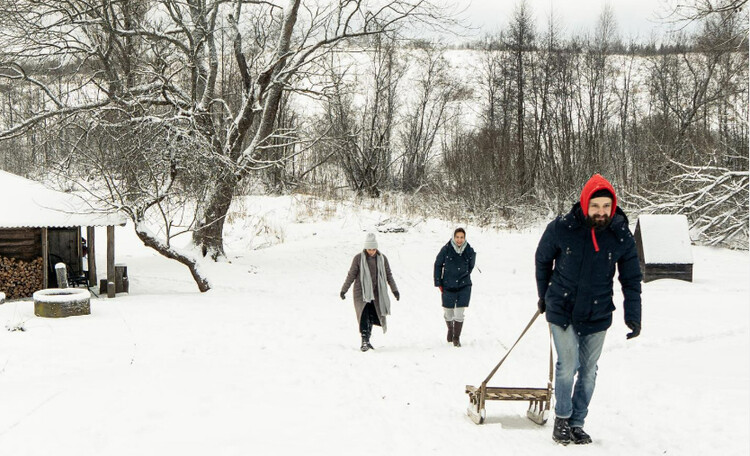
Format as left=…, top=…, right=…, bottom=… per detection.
left=535, top=174, right=642, bottom=445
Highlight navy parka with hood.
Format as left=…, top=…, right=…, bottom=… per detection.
left=434, top=241, right=476, bottom=307
left=535, top=174, right=642, bottom=336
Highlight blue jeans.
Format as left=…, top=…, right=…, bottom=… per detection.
left=549, top=324, right=606, bottom=428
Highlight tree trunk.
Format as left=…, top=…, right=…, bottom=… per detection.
left=193, top=173, right=238, bottom=260
left=193, top=0, right=301, bottom=260
left=136, top=226, right=210, bottom=292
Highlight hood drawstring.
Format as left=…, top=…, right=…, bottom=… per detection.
left=591, top=227, right=600, bottom=252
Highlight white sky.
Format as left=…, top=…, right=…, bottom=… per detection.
left=444, top=0, right=688, bottom=41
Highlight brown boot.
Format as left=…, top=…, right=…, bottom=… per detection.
left=453, top=321, right=463, bottom=347
left=446, top=320, right=454, bottom=343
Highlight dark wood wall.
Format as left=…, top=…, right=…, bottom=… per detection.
left=48, top=227, right=82, bottom=275
left=0, top=228, right=42, bottom=261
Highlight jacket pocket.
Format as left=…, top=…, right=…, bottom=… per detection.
left=590, top=291, right=615, bottom=320
left=546, top=281, right=575, bottom=313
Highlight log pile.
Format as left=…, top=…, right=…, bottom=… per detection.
left=0, top=256, right=44, bottom=300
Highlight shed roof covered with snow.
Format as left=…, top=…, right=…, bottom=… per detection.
left=636, top=214, right=693, bottom=264
left=0, top=170, right=126, bottom=228
left=634, top=214, right=693, bottom=283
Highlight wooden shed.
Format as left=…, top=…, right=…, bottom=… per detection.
left=634, top=214, right=694, bottom=283
left=0, top=170, right=127, bottom=300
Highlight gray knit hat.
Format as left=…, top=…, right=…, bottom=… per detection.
left=363, top=232, right=378, bottom=249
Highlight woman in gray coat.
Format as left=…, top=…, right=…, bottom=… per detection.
left=340, top=233, right=400, bottom=352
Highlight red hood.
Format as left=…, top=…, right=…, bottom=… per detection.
left=580, top=174, right=617, bottom=217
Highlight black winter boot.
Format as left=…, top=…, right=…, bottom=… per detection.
left=570, top=427, right=592, bottom=444
left=552, top=417, right=571, bottom=445
left=365, top=316, right=375, bottom=350
left=452, top=321, right=463, bottom=347
left=360, top=332, right=370, bottom=352
left=446, top=320, right=454, bottom=343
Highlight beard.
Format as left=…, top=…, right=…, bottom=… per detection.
left=586, top=214, right=611, bottom=228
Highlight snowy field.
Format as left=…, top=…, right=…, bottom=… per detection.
left=1, top=195, right=748, bottom=455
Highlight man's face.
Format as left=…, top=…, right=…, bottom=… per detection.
left=587, top=196, right=613, bottom=227
left=366, top=248, right=377, bottom=257
left=454, top=232, right=465, bottom=246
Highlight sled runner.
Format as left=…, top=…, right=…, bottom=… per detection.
left=465, top=310, right=553, bottom=425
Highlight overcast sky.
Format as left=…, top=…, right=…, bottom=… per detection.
left=445, top=0, right=689, bottom=41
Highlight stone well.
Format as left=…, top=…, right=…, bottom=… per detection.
left=33, top=288, right=91, bottom=318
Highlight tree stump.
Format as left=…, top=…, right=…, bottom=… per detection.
left=33, top=288, right=91, bottom=318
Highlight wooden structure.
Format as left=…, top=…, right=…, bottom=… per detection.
left=0, top=170, right=127, bottom=299
left=99, top=264, right=129, bottom=294
left=466, top=311, right=553, bottom=425
left=634, top=214, right=693, bottom=283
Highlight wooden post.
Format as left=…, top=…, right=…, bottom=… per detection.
left=107, top=225, right=115, bottom=298
left=87, top=226, right=97, bottom=287
left=42, top=227, right=48, bottom=288
left=55, top=263, right=69, bottom=288
left=77, top=226, right=82, bottom=272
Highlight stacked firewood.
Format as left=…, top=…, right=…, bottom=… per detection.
left=0, top=256, right=44, bottom=300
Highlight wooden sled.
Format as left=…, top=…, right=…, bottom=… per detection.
left=465, top=310, right=553, bottom=425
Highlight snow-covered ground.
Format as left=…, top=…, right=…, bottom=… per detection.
left=1, top=195, right=748, bottom=455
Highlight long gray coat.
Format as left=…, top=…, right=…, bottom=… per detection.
left=340, top=251, right=399, bottom=328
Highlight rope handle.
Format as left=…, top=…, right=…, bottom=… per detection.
left=482, top=309, right=552, bottom=386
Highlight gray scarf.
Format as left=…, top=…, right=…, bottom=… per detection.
left=360, top=251, right=391, bottom=331
left=451, top=239, right=467, bottom=255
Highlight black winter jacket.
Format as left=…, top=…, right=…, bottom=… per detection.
left=535, top=203, right=642, bottom=336
left=434, top=241, right=476, bottom=291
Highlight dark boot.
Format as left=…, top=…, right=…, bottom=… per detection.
left=452, top=321, right=463, bottom=347
left=366, top=317, right=375, bottom=350
left=446, top=320, right=454, bottom=343
left=552, top=417, right=571, bottom=445
left=360, top=332, right=370, bottom=352
left=359, top=309, right=373, bottom=352
left=570, top=427, right=592, bottom=445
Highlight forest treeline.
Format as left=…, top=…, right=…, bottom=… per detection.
left=0, top=0, right=747, bottom=292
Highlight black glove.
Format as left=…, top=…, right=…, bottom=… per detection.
left=340, top=291, right=346, bottom=300
left=393, top=291, right=400, bottom=301
left=626, top=321, right=641, bottom=339
left=537, top=298, right=546, bottom=314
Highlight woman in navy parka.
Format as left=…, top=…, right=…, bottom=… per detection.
left=434, top=228, right=476, bottom=347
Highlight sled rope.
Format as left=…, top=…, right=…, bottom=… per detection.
left=482, top=310, right=551, bottom=385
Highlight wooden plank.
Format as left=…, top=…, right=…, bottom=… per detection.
left=0, top=240, right=38, bottom=247
left=0, top=246, right=42, bottom=255
left=486, top=392, right=549, bottom=401
left=107, top=225, right=115, bottom=298
left=0, top=229, right=39, bottom=240
left=467, top=385, right=550, bottom=400
left=42, top=228, right=48, bottom=288
left=76, top=227, right=82, bottom=274
left=644, top=263, right=693, bottom=283
left=484, top=387, right=549, bottom=394
left=87, top=227, right=96, bottom=287
left=482, top=386, right=550, bottom=401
